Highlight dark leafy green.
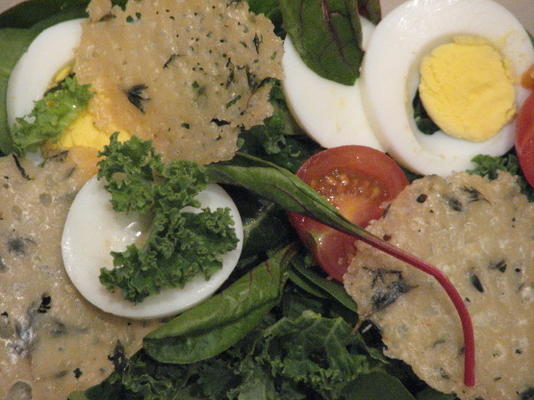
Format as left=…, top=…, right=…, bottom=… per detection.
left=412, top=89, right=440, bottom=135
left=290, top=255, right=357, bottom=312
left=247, top=0, right=285, bottom=37
left=72, top=308, right=393, bottom=400
left=0, top=0, right=87, bottom=29
left=143, top=244, right=297, bottom=364
left=468, top=152, right=534, bottom=201
left=10, top=75, right=92, bottom=155
left=280, top=0, right=364, bottom=85
left=356, top=0, right=381, bottom=25
left=341, top=372, right=416, bottom=400
left=0, top=28, right=35, bottom=155
left=239, top=80, right=321, bottom=173
left=98, top=134, right=239, bottom=303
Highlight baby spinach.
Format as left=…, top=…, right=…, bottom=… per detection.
left=143, top=244, right=297, bottom=364
left=279, top=0, right=364, bottom=85
left=0, top=28, right=34, bottom=155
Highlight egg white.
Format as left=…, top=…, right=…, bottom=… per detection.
left=360, top=0, right=534, bottom=176
left=62, top=177, right=243, bottom=319
left=6, top=18, right=85, bottom=126
left=282, top=17, right=383, bottom=150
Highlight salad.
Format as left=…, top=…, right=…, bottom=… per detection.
left=0, top=0, right=533, bottom=399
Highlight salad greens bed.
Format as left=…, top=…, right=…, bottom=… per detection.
left=0, top=0, right=532, bottom=399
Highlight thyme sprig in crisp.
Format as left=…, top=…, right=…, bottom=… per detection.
left=97, top=134, right=238, bottom=303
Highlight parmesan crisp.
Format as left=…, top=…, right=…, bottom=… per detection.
left=344, top=172, right=534, bottom=400
left=75, top=0, right=283, bottom=164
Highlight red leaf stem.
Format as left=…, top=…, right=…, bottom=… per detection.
left=359, top=235, right=476, bottom=387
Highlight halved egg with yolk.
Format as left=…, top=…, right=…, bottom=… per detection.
left=360, top=0, right=534, bottom=176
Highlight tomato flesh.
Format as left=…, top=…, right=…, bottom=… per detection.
left=516, top=89, right=534, bottom=187
left=288, top=145, right=408, bottom=281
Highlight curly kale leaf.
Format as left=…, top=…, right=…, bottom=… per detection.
left=97, top=134, right=239, bottom=303
left=468, top=152, right=534, bottom=202
left=11, top=75, right=92, bottom=155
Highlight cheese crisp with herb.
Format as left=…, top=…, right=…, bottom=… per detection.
left=344, top=172, right=534, bottom=400
left=74, top=0, right=283, bottom=164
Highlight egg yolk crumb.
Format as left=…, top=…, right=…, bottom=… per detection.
left=418, top=35, right=516, bottom=142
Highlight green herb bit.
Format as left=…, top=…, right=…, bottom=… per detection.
left=97, top=134, right=239, bottom=303
left=412, top=89, right=440, bottom=135
left=10, top=75, right=92, bottom=156
left=468, top=153, right=534, bottom=202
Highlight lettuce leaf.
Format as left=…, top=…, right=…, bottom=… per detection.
left=10, top=75, right=92, bottom=155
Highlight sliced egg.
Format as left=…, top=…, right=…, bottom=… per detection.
left=361, top=0, right=534, bottom=176
left=6, top=18, right=84, bottom=126
left=62, top=177, right=243, bottom=319
left=282, top=17, right=383, bottom=150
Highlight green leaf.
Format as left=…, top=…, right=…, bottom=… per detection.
left=416, top=387, right=456, bottom=400
left=290, top=261, right=358, bottom=312
left=207, top=153, right=379, bottom=246
left=0, top=0, right=88, bottom=29
left=341, top=372, right=416, bottom=400
left=247, top=0, right=285, bottom=37
left=412, top=89, right=440, bottom=136
left=11, top=75, right=93, bottom=155
left=468, top=152, right=534, bottom=202
left=0, top=28, right=35, bottom=154
left=144, top=244, right=297, bottom=363
left=97, top=135, right=239, bottom=303
left=356, top=0, right=381, bottom=25
left=280, top=0, right=364, bottom=85
left=239, top=80, right=321, bottom=173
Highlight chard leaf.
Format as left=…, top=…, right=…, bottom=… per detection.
left=280, top=0, right=364, bottom=85
left=356, top=0, right=381, bottom=24
left=144, top=245, right=297, bottom=363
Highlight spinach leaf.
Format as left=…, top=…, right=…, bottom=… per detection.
left=416, top=387, right=456, bottom=400
left=143, top=244, right=297, bottom=364
left=341, top=372, right=416, bottom=399
left=0, top=28, right=35, bottom=155
left=290, top=260, right=358, bottom=312
left=412, top=89, right=440, bottom=135
left=280, top=0, right=364, bottom=85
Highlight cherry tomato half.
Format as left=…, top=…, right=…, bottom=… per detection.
left=288, top=145, right=408, bottom=281
left=516, top=90, right=534, bottom=188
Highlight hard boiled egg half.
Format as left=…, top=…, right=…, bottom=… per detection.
left=360, top=0, right=534, bottom=176
left=62, top=176, right=243, bottom=319
left=6, top=18, right=128, bottom=155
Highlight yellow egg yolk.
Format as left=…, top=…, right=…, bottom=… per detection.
left=46, top=110, right=130, bottom=150
left=418, top=35, right=516, bottom=142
